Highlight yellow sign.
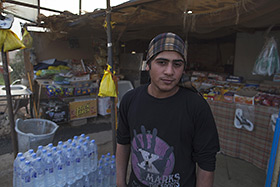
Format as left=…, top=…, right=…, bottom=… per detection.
left=69, top=99, right=97, bottom=120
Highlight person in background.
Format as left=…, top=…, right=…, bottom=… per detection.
left=116, top=32, right=220, bottom=187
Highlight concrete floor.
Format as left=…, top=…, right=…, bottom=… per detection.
left=214, top=153, right=266, bottom=187
left=0, top=130, right=266, bottom=187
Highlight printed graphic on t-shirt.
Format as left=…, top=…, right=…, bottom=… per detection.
left=131, top=125, right=180, bottom=186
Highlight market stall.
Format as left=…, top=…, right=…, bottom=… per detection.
left=189, top=70, right=280, bottom=170
left=32, top=59, right=110, bottom=124
left=209, top=100, right=277, bottom=170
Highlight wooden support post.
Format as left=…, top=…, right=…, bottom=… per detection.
left=1, top=49, right=18, bottom=158
left=106, top=0, right=117, bottom=155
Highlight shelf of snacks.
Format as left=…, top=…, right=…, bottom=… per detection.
left=188, top=71, right=280, bottom=170
left=33, top=59, right=102, bottom=123
left=190, top=71, right=280, bottom=108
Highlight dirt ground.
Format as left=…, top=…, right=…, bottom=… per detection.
left=0, top=101, right=30, bottom=139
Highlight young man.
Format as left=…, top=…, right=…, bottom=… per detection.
left=116, top=32, right=220, bottom=187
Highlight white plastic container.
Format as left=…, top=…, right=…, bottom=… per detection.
left=15, top=118, right=59, bottom=153
left=98, top=97, right=111, bottom=116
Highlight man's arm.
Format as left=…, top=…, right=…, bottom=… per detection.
left=196, top=166, right=214, bottom=187
left=116, top=143, right=131, bottom=187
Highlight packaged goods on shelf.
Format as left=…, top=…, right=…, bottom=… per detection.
left=254, top=93, right=280, bottom=107
left=223, top=91, right=235, bottom=103
left=226, top=75, right=243, bottom=83
left=40, top=100, right=69, bottom=123
left=234, top=90, right=258, bottom=105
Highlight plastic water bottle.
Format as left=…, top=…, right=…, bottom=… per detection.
left=105, top=152, right=111, bottom=160
left=110, top=160, right=116, bottom=187
left=32, top=157, right=45, bottom=187
left=54, top=150, right=67, bottom=187
left=61, top=144, right=68, bottom=154
left=16, top=157, right=26, bottom=187
left=30, top=153, right=37, bottom=163
left=65, top=148, right=76, bottom=185
left=82, top=142, right=91, bottom=175
left=89, top=139, right=98, bottom=172
left=78, top=139, right=84, bottom=147
left=89, top=169, right=97, bottom=187
left=57, top=141, right=63, bottom=151
left=98, top=159, right=103, bottom=169
left=72, top=136, right=79, bottom=144
left=71, top=142, right=77, bottom=149
left=13, top=152, right=23, bottom=187
left=21, top=161, right=33, bottom=187
left=65, top=139, right=72, bottom=148
left=74, top=145, right=84, bottom=180
left=96, top=166, right=104, bottom=187
left=105, top=157, right=111, bottom=166
left=85, top=136, right=90, bottom=143
left=79, top=133, right=86, bottom=142
left=103, top=162, right=110, bottom=186
left=23, top=149, right=34, bottom=160
left=41, top=149, right=48, bottom=162
left=46, top=143, right=54, bottom=153
left=36, top=145, right=43, bottom=157
left=83, top=175, right=90, bottom=187
left=45, top=152, right=56, bottom=186
left=99, top=155, right=105, bottom=166
left=111, top=155, right=116, bottom=163
left=51, top=147, right=57, bottom=155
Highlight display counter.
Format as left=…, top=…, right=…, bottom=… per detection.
left=34, top=79, right=99, bottom=123
left=0, top=85, right=33, bottom=115
left=208, top=100, right=278, bottom=170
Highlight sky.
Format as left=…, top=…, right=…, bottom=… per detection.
left=40, top=0, right=128, bottom=15
left=9, top=0, right=129, bottom=38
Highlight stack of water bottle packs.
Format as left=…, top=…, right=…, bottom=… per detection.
left=13, top=134, right=116, bottom=187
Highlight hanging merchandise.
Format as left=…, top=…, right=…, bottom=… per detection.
left=252, top=37, right=280, bottom=76
left=98, top=64, right=117, bottom=97
left=21, top=28, right=33, bottom=48
left=0, top=14, right=14, bottom=29
left=234, top=104, right=255, bottom=132
left=0, top=29, right=25, bottom=52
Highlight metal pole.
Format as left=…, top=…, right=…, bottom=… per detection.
left=106, top=0, right=116, bottom=154
left=37, top=0, right=40, bottom=16
left=265, top=110, right=280, bottom=187
left=1, top=49, right=18, bottom=158
left=79, top=0, right=82, bottom=15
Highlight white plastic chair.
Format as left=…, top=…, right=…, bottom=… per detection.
left=117, top=80, right=134, bottom=108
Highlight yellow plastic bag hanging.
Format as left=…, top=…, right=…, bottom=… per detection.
left=0, top=29, right=25, bottom=52
left=21, top=28, right=33, bottom=48
left=98, top=64, right=117, bottom=97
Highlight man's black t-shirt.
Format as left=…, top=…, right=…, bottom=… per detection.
left=117, top=84, right=220, bottom=186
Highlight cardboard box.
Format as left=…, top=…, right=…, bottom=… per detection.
left=69, top=98, right=97, bottom=120
left=234, top=90, right=258, bottom=105
left=98, top=97, right=111, bottom=116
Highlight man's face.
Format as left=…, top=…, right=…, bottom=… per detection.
left=146, top=51, right=185, bottom=98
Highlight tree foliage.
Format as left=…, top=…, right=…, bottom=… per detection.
left=10, top=50, right=25, bottom=83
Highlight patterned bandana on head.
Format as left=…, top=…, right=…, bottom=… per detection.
left=146, top=32, right=187, bottom=64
